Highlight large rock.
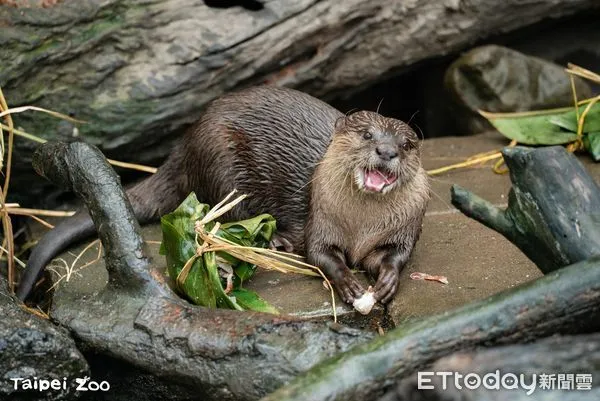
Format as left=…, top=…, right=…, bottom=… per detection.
left=2, top=0, right=599, bottom=205
left=0, top=277, right=89, bottom=401
left=444, top=45, right=594, bottom=134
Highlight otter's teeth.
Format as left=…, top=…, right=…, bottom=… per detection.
left=354, top=169, right=365, bottom=190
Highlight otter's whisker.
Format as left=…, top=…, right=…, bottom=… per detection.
left=428, top=187, right=454, bottom=212
left=413, top=122, right=425, bottom=141
left=408, top=110, right=420, bottom=126
left=376, top=98, right=385, bottom=115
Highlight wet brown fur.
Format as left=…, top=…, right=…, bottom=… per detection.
left=305, top=111, right=430, bottom=302
left=18, top=86, right=429, bottom=304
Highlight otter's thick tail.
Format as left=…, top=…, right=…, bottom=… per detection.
left=16, top=156, right=184, bottom=301
left=15, top=211, right=97, bottom=300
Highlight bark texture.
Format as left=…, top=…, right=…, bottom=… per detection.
left=1, top=0, right=599, bottom=203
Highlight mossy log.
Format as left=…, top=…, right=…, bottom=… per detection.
left=263, top=256, right=600, bottom=401
left=2, top=0, right=599, bottom=204
left=385, top=333, right=600, bottom=401
left=451, top=146, right=600, bottom=273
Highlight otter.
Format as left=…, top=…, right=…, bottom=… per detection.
left=17, top=85, right=430, bottom=305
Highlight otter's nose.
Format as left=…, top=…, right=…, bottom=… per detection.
left=376, top=145, right=398, bottom=161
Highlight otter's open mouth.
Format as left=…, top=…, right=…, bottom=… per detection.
left=357, top=168, right=398, bottom=193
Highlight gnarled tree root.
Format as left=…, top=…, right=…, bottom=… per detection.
left=451, top=146, right=600, bottom=273
left=30, top=141, right=373, bottom=401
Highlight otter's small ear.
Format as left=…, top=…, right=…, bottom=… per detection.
left=335, top=116, right=346, bottom=131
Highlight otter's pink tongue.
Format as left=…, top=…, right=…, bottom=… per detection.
left=364, top=170, right=393, bottom=192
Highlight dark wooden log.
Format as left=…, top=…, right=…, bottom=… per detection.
left=19, top=141, right=153, bottom=298
left=385, top=333, right=600, bottom=401
left=262, top=256, right=600, bottom=401
left=1, top=0, right=599, bottom=204
left=451, top=146, right=600, bottom=273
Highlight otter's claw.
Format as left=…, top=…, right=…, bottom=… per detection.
left=334, top=272, right=365, bottom=304
left=373, top=265, right=400, bottom=304
left=268, top=234, right=294, bottom=253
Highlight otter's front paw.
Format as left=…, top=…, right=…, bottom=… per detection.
left=332, top=270, right=365, bottom=304
left=373, top=265, right=400, bottom=304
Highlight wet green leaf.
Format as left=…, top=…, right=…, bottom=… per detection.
left=584, top=132, right=600, bottom=162
left=219, top=214, right=276, bottom=283
left=220, top=213, right=276, bottom=246
left=481, top=103, right=600, bottom=149
left=481, top=109, right=579, bottom=145
left=231, top=288, right=279, bottom=314
left=160, top=192, right=278, bottom=314
left=233, top=262, right=256, bottom=283
left=548, top=103, right=600, bottom=133
left=204, top=251, right=243, bottom=310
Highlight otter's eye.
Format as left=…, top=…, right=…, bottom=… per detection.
left=402, top=142, right=411, bottom=151
left=363, top=131, right=372, bottom=140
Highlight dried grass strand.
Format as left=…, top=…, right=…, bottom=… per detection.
left=0, top=105, right=84, bottom=123
left=0, top=122, right=157, bottom=174
left=0, top=87, right=16, bottom=293
left=27, top=214, right=54, bottom=229
left=566, top=63, right=600, bottom=84
left=427, top=152, right=503, bottom=176
left=20, top=305, right=49, bottom=320
left=5, top=207, right=75, bottom=217
left=0, top=245, right=25, bottom=268
left=190, top=190, right=337, bottom=322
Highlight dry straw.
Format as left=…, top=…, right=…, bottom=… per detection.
left=0, top=86, right=158, bottom=296
left=0, top=89, right=337, bottom=321
left=176, top=190, right=338, bottom=322
left=427, top=63, right=600, bottom=177
left=0, top=86, right=16, bottom=293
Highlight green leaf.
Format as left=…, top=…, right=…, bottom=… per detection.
left=230, top=288, right=279, bottom=314
left=548, top=103, right=600, bottom=133
left=234, top=262, right=256, bottom=283
left=203, top=251, right=243, bottom=311
left=481, top=109, right=579, bottom=145
left=160, top=193, right=220, bottom=308
left=219, top=214, right=276, bottom=282
left=585, top=132, right=600, bottom=162
left=220, top=213, right=277, bottom=245
left=159, top=192, right=279, bottom=313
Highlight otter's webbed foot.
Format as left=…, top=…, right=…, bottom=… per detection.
left=269, top=234, right=294, bottom=253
